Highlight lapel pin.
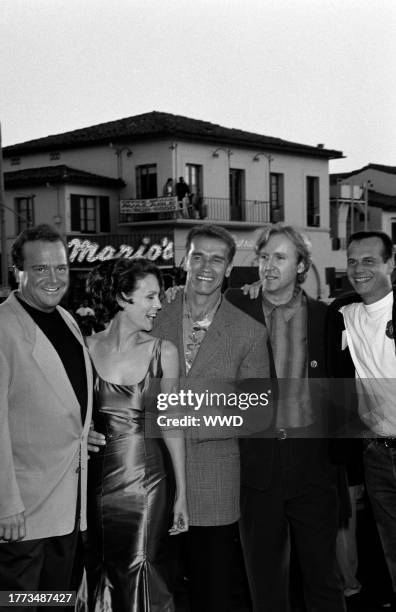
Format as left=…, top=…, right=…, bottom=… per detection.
left=386, top=320, right=394, bottom=339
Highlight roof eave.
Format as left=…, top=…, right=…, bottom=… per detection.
left=3, top=129, right=343, bottom=160
left=5, top=175, right=125, bottom=190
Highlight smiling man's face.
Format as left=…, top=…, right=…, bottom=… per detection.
left=17, top=240, right=69, bottom=312
left=258, top=233, right=305, bottom=303
left=184, top=236, right=232, bottom=298
left=347, top=236, right=393, bottom=305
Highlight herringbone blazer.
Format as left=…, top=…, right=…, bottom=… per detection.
left=152, top=293, right=270, bottom=526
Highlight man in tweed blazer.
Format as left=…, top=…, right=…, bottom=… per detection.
left=153, top=225, right=270, bottom=612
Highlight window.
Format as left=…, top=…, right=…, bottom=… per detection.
left=70, top=195, right=110, bottom=233
left=185, top=164, right=203, bottom=198
left=185, top=164, right=203, bottom=217
left=15, top=197, right=35, bottom=233
left=270, top=173, right=284, bottom=222
left=136, top=165, right=157, bottom=198
left=391, top=220, right=396, bottom=245
left=229, top=168, right=245, bottom=221
left=11, top=157, right=21, bottom=166
left=306, top=176, right=320, bottom=227
left=49, top=151, right=60, bottom=161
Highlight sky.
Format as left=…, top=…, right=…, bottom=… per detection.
left=1, top=0, right=395, bottom=174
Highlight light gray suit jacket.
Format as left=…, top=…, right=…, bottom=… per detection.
left=0, top=292, right=93, bottom=540
left=153, top=294, right=270, bottom=526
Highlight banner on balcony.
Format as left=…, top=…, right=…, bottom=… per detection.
left=120, top=197, right=178, bottom=214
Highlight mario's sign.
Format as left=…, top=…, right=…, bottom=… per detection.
left=68, top=233, right=174, bottom=268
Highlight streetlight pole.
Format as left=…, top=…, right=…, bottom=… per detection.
left=253, top=152, right=274, bottom=221
left=363, top=181, right=372, bottom=231
left=109, top=143, right=133, bottom=179
left=212, top=147, right=233, bottom=214
left=0, top=122, right=9, bottom=290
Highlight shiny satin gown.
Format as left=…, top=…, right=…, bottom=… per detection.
left=84, top=339, right=175, bottom=612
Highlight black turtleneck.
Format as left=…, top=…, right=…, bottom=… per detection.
left=16, top=294, right=87, bottom=423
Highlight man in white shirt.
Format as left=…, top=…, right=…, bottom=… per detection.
left=327, top=230, right=396, bottom=610
left=76, top=300, right=95, bottom=318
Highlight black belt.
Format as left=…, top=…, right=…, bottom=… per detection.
left=275, top=425, right=317, bottom=440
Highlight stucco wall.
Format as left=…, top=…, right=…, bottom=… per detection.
left=5, top=138, right=331, bottom=224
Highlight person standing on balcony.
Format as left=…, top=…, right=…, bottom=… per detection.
left=175, top=177, right=191, bottom=218
left=163, top=177, right=174, bottom=197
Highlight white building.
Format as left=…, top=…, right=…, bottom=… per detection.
left=2, top=111, right=343, bottom=303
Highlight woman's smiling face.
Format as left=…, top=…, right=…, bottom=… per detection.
left=121, top=273, right=162, bottom=331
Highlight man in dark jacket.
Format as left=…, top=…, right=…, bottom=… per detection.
left=226, top=224, right=345, bottom=612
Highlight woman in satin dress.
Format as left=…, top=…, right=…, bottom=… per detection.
left=82, top=258, right=188, bottom=612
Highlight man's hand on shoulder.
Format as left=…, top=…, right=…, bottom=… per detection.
left=241, top=280, right=261, bottom=299
left=164, top=285, right=184, bottom=304
left=0, top=511, right=25, bottom=542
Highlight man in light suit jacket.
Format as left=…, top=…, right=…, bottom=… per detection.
left=0, top=224, right=93, bottom=600
left=153, top=225, right=271, bottom=612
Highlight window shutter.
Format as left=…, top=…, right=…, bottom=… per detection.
left=99, top=196, right=110, bottom=232
left=70, top=195, right=80, bottom=231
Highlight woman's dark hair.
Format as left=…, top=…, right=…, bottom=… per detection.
left=87, top=258, right=163, bottom=322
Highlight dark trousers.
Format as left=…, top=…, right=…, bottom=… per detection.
left=364, top=441, right=396, bottom=594
left=0, top=526, right=79, bottom=612
left=186, top=522, right=239, bottom=612
left=240, top=440, right=345, bottom=612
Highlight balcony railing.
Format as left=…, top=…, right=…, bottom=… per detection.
left=119, top=196, right=271, bottom=224
left=203, top=197, right=270, bottom=223
left=245, top=200, right=271, bottom=223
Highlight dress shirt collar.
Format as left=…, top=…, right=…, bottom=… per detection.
left=262, top=286, right=303, bottom=322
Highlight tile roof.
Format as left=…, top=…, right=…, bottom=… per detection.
left=366, top=164, right=396, bottom=175
left=368, top=189, right=396, bottom=210
left=330, top=172, right=354, bottom=184
left=4, top=165, right=125, bottom=189
left=331, top=163, right=396, bottom=180
left=3, top=111, right=343, bottom=159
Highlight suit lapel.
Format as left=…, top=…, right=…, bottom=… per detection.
left=249, top=288, right=266, bottom=325
left=187, top=301, right=231, bottom=377
left=31, top=321, right=82, bottom=419
left=58, top=307, right=93, bottom=425
left=392, top=287, right=396, bottom=352
left=251, top=290, right=277, bottom=380
left=158, top=296, right=186, bottom=377
left=8, top=294, right=85, bottom=420
left=159, top=295, right=230, bottom=378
